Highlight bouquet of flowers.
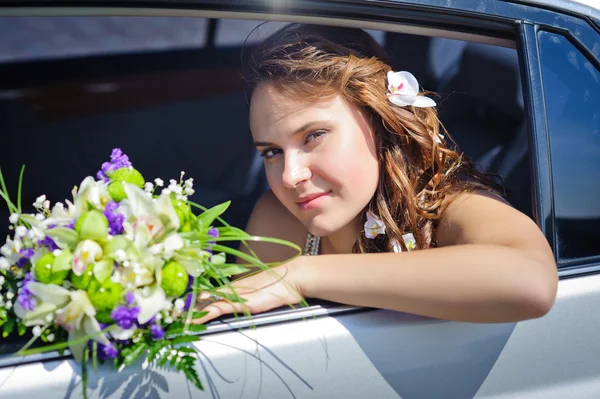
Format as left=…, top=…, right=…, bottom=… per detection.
left=0, top=149, right=298, bottom=396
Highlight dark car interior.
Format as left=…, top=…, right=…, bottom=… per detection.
left=0, top=17, right=530, bottom=242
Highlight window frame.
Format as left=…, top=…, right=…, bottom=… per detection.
left=0, top=0, right=597, bottom=364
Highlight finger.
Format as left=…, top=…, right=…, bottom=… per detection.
left=191, top=300, right=248, bottom=325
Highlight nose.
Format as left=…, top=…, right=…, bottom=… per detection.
left=281, top=151, right=311, bottom=188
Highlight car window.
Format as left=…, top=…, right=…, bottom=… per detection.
left=537, top=31, right=600, bottom=262
left=0, top=16, right=526, bottom=353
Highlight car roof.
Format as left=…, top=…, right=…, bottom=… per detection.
left=515, top=0, right=600, bottom=19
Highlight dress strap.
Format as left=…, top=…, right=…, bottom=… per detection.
left=303, top=233, right=320, bottom=256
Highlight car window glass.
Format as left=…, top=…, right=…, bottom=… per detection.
left=0, top=16, right=208, bottom=63
left=538, top=31, right=600, bottom=261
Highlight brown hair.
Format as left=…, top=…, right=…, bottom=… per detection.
left=243, top=23, right=502, bottom=252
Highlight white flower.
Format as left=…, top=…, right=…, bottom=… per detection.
left=34, top=195, right=47, bottom=208
left=6, top=291, right=14, bottom=300
left=0, top=257, right=10, bottom=270
left=114, top=249, right=127, bottom=262
left=15, top=226, right=28, bottom=238
left=110, top=326, right=136, bottom=341
left=5, top=301, right=12, bottom=310
left=47, top=333, right=55, bottom=342
left=364, top=211, right=386, bottom=239
left=9, top=213, right=19, bottom=224
left=32, top=325, right=42, bottom=336
left=134, top=283, right=167, bottom=324
left=154, top=178, right=164, bottom=187
left=72, top=240, right=103, bottom=276
left=174, top=298, right=185, bottom=311
left=27, top=226, right=45, bottom=240
left=144, top=182, right=154, bottom=193
left=42, top=200, right=50, bottom=210
left=387, top=71, right=436, bottom=108
left=34, top=214, right=45, bottom=221
left=0, top=275, right=5, bottom=286
left=402, top=233, right=417, bottom=251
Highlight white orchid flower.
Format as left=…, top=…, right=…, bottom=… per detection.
left=0, top=235, right=22, bottom=264
left=134, top=283, right=167, bottom=325
left=364, top=211, right=386, bottom=239
left=74, top=176, right=111, bottom=213
left=14, top=282, right=108, bottom=362
left=72, top=240, right=103, bottom=276
left=387, top=71, right=436, bottom=108
left=123, top=183, right=180, bottom=239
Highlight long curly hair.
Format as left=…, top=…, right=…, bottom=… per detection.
left=243, top=23, right=502, bottom=252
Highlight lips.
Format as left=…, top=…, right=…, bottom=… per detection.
left=295, top=191, right=331, bottom=210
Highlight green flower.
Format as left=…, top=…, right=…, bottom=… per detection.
left=87, top=279, right=123, bottom=312
left=34, top=253, right=69, bottom=285
left=171, top=198, right=193, bottom=226
left=71, top=264, right=94, bottom=290
left=95, top=309, right=114, bottom=324
left=107, top=167, right=145, bottom=202
left=160, top=261, right=189, bottom=297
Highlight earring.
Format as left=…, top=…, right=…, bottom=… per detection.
left=364, top=211, right=386, bottom=239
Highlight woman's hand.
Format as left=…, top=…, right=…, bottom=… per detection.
left=191, top=257, right=307, bottom=325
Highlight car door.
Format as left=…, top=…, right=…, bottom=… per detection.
left=0, top=1, right=599, bottom=398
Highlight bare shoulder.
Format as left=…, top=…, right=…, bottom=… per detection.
left=435, top=190, right=555, bottom=265
left=239, top=190, right=307, bottom=264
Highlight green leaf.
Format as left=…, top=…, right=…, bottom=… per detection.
left=2, top=318, right=15, bottom=338
left=147, top=342, right=164, bottom=362
left=47, top=228, right=80, bottom=251
left=196, top=201, right=230, bottom=230
left=214, top=264, right=249, bottom=276
left=17, top=165, right=25, bottom=214
left=122, top=342, right=147, bottom=366
left=181, top=356, right=203, bottom=391
left=17, top=321, right=26, bottom=336
left=166, top=323, right=207, bottom=336
left=82, top=348, right=89, bottom=399
left=92, top=340, right=98, bottom=370
left=190, top=311, right=208, bottom=319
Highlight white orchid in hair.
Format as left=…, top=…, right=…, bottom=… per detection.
left=387, top=71, right=436, bottom=108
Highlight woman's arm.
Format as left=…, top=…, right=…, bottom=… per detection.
left=298, top=191, right=558, bottom=322
left=194, top=191, right=558, bottom=324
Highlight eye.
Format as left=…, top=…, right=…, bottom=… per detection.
left=305, top=130, right=327, bottom=144
left=259, top=148, right=281, bottom=160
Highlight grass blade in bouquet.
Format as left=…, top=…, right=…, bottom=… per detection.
left=0, top=148, right=301, bottom=396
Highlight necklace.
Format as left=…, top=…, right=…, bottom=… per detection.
left=304, top=233, right=320, bottom=256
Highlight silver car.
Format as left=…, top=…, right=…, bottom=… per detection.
left=0, top=0, right=599, bottom=397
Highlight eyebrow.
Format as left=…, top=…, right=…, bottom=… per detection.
left=253, top=120, right=330, bottom=148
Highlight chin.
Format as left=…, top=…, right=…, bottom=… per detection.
left=303, top=214, right=345, bottom=237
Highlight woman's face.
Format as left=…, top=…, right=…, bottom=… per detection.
left=249, top=83, right=379, bottom=237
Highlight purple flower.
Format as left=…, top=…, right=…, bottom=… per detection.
left=16, top=248, right=35, bottom=268
left=96, top=148, right=132, bottom=182
left=66, top=220, right=75, bottom=230
left=208, top=227, right=219, bottom=239
left=38, top=236, right=59, bottom=252
left=183, top=292, right=194, bottom=311
left=103, top=201, right=125, bottom=235
left=98, top=342, right=119, bottom=361
left=110, top=305, right=140, bottom=330
left=125, top=291, right=135, bottom=306
left=17, top=273, right=36, bottom=311
left=206, top=227, right=219, bottom=254
left=150, top=324, right=165, bottom=340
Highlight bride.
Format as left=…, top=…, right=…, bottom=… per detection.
left=193, top=23, right=557, bottom=324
